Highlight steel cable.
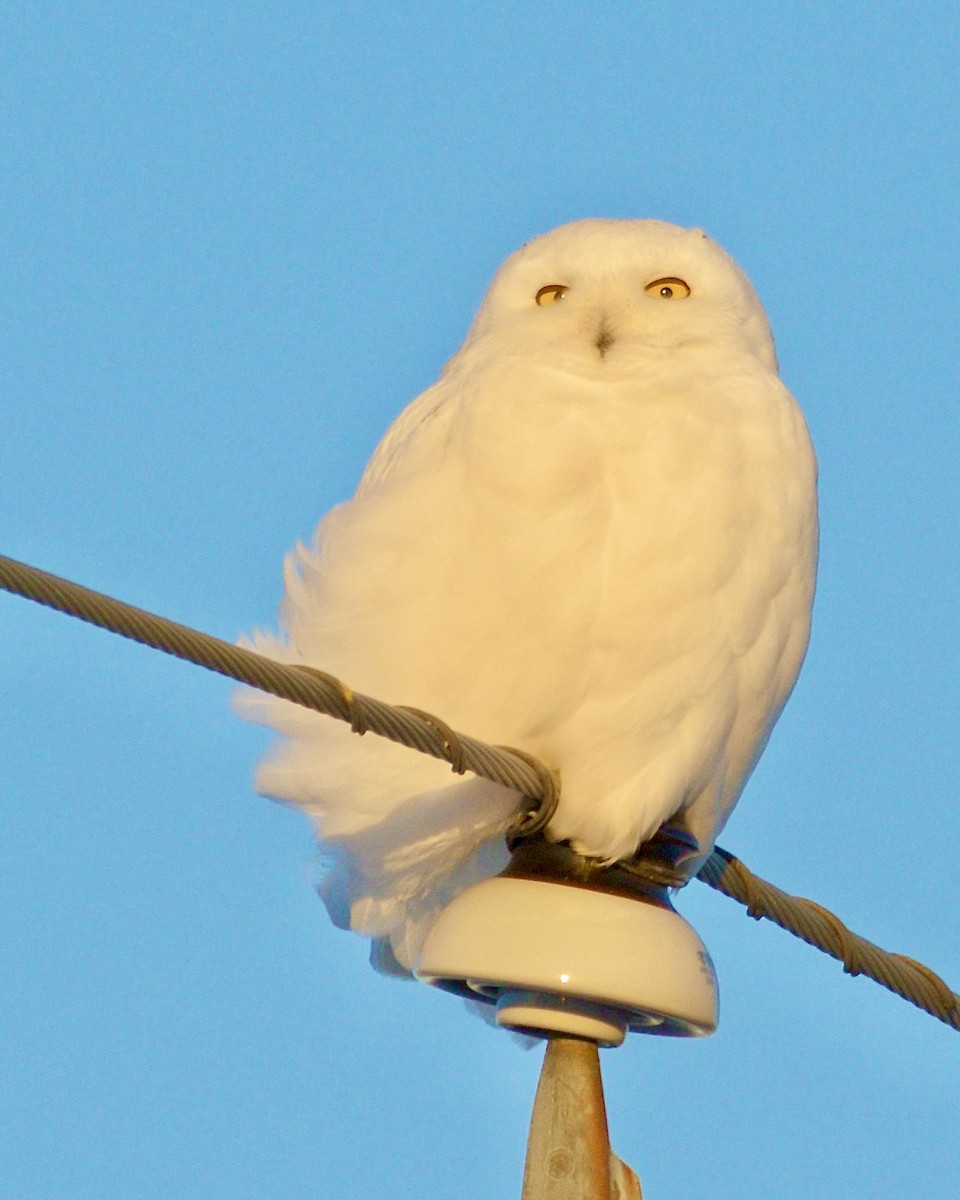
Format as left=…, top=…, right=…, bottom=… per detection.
left=1, top=551, right=956, bottom=1032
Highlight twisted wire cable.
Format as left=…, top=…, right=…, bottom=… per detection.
left=1, top=551, right=957, bottom=1032
left=696, top=849, right=960, bottom=1030
left=0, top=553, right=556, bottom=825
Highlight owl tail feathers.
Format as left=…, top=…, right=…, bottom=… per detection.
left=232, top=637, right=520, bottom=970
left=314, top=792, right=515, bottom=974
left=248, top=709, right=520, bottom=971
left=314, top=861, right=413, bottom=977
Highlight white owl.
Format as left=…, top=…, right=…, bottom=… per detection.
left=240, top=219, right=818, bottom=972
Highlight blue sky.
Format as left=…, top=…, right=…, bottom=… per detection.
left=1, top=4, right=957, bottom=1197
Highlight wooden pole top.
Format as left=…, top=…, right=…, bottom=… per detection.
left=521, top=1036, right=641, bottom=1200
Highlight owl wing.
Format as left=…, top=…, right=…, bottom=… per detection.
left=356, top=379, right=455, bottom=497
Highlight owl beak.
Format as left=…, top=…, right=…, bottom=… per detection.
left=595, top=322, right=614, bottom=358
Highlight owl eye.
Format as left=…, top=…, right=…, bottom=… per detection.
left=645, top=277, right=691, bottom=299
left=535, top=284, right=568, bottom=305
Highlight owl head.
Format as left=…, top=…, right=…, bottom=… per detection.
left=462, top=219, right=778, bottom=376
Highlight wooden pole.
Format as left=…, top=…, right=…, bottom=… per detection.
left=521, top=1036, right=641, bottom=1199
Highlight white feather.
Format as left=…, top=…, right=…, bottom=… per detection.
left=238, top=219, right=818, bottom=971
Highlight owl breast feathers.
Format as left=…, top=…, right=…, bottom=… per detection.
left=238, top=218, right=818, bottom=971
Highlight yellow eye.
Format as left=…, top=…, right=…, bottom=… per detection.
left=535, top=284, right=568, bottom=305
left=645, top=277, right=691, bottom=299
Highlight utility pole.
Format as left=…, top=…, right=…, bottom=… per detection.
left=521, top=1036, right=641, bottom=1200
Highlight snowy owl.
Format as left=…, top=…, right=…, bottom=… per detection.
left=240, top=219, right=818, bottom=972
